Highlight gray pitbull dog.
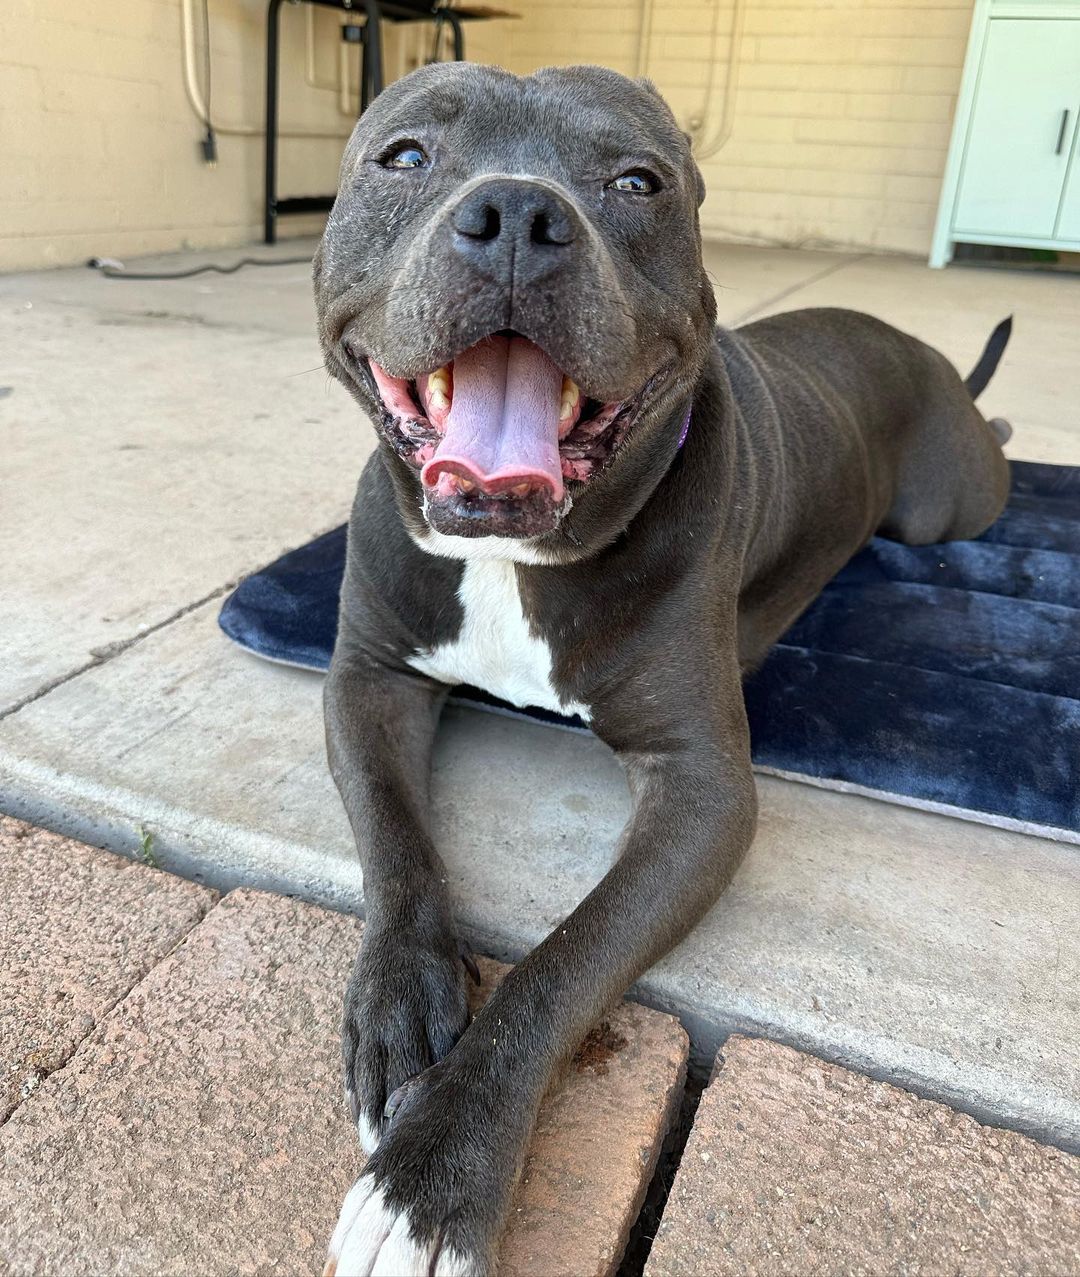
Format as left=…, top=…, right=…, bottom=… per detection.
left=315, top=62, right=1010, bottom=1276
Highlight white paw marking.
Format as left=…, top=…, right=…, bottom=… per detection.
left=406, top=558, right=591, bottom=721
left=371, top=1213, right=432, bottom=1277
left=435, top=1246, right=479, bottom=1276
left=326, top=1178, right=392, bottom=1275
left=345, top=1083, right=381, bottom=1155
left=356, top=1110, right=381, bottom=1156
left=325, top=1176, right=481, bottom=1277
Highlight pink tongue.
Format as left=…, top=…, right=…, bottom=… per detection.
left=421, top=336, right=564, bottom=501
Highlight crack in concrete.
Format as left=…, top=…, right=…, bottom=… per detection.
left=0, top=512, right=351, bottom=725
left=730, top=252, right=871, bottom=326
left=0, top=582, right=237, bottom=724
left=0, top=890, right=220, bottom=1132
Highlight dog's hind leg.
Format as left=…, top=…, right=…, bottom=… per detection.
left=879, top=346, right=1011, bottom=546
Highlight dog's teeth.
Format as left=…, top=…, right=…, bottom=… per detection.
left=560, top=378, right=580, bottom=421
left=511, top=482, right=532, bottom=496
left=456, top=477, right=475, bottom=493
left=427, top=367, right=451, bottom=409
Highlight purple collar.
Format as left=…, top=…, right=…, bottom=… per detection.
left=676, top=404, right=692, bottom=450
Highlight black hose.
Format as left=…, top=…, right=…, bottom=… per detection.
left=86, top=255, right=311, bottom=281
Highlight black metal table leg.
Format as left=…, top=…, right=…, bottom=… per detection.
left=360, top=20, right=372, bottom=111
left=445, top=9, right=464, bottom=60
left=357, top=24, right=368, bottom=116
left=264, top=0, right=285, bottom=244
left=264, top=0, right=473, bottom=242
left=363, top=0, right=384, bottom=101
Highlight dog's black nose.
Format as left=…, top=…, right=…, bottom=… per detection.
left=451, top=179, right=577, bottom=283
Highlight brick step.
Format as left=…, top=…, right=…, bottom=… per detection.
left=0, top=815, right=215, bottom=1123
left=0, top=831, right=688, bottom=1277
left=646, top=1035, right=1080, bottom=1277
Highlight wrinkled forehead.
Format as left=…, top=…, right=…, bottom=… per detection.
left=347, top=63, right=688, bottom=178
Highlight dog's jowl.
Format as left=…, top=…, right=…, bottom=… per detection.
left=314, top=62, right=1011, bottom=1277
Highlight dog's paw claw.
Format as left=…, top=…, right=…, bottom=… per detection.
left=458, top=939, right=482, bottom=986
left=383, top=1076, right=421, bottom=1124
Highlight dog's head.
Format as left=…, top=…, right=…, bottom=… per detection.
left=315, top=62, right=714, bottom=549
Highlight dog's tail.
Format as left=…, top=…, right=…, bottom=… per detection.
left=964, top=315, right=1012, bottom=399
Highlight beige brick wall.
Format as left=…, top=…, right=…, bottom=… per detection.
left=466, top=0, right=975, bottom=256
left=1, top=0, right=973, bottom=270
left=0, top=0, right=420, bottom=270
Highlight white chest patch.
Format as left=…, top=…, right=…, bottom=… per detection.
left=407, top=559, right=590, bottom=722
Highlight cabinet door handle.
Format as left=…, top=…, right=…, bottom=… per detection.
left=1056, top=108, right=1071, bottom=156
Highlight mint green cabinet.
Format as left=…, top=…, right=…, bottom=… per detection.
left=931, top=3, right=1080, bottom=267
left=953, top=20, right=1080, bottom=237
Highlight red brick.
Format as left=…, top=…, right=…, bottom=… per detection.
left=646, top=1035, right=1080, bottom=1277
left=0, top=815, right=215, bottom=1122
left=0, top=888, right=687, bottom=1276
left=495, top=972, right=687, bottom=1277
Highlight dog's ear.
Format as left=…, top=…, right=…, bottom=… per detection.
left=686, top=145, right=707, bottom=207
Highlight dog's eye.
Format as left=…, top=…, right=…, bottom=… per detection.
left=607, top=170, right=658, bottom=194
left=382, top=143, right=428, bottom=169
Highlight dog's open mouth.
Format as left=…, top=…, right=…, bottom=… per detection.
left=363, top=332, right=640, bottom=538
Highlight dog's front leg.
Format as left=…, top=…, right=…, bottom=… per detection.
left=326, top=682, right=757, bottom=1277
left=325, top=641, right=471, bottom=1157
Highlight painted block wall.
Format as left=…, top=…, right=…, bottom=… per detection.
left=0, top=0, right=418, bottom=270
left=466, top=0, right=974, bottom=256
left=0, top=0, right=973, bottom=268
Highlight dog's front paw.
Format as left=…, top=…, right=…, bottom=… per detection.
left=326, top=1063, right=510, bottom=1277
left=324, top=1169, right=486, bottom=1277
left=343, top=925, right=475, bottom=1152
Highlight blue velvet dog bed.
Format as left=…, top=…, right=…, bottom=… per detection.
left=220, top=460, right=1080, bottom=843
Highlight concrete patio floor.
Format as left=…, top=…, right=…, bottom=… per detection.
left=1, top=240, right=1078, bottom=1160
